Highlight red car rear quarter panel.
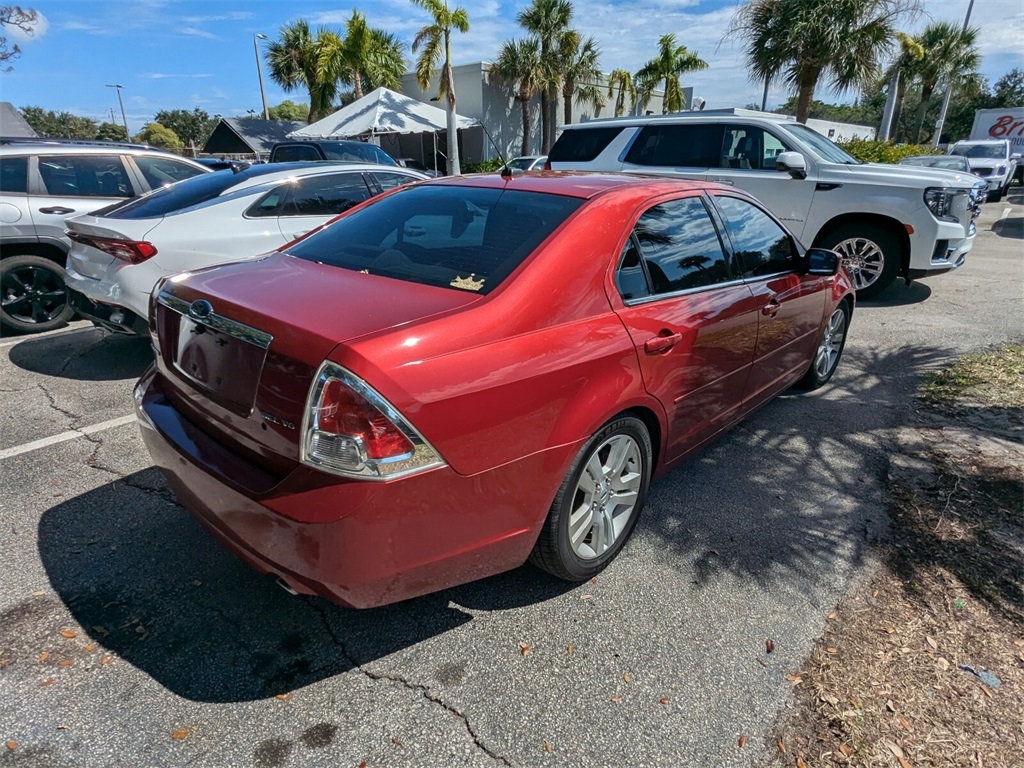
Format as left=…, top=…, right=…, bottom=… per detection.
left=328, top=195, right=665, bottom=478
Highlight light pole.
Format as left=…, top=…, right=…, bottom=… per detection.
left=105, top=84, right=129, bottom=140
left=254, top=33, right=270, bottom=120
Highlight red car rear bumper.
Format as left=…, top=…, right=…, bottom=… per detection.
left=136, top=369, right=573, bottom=608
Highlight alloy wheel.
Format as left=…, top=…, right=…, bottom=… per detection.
left=815, top=306, right=848, bottom=379
left=1, top=263, right=69, bottom=326
left=832, top=236, right=884, bottom=290
left=567, top=434, right=643, bottom=560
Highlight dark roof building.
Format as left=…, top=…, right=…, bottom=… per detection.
left=201, top=118, right=305, bottom=158
left=0, top=102, right=38, bottom=137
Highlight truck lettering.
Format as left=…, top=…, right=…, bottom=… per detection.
left=988, top=115, right=1024, bottom=138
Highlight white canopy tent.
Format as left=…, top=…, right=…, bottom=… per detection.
left=287, top=87, right=480, bottom=171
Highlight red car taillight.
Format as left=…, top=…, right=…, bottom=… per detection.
left=67, top=231, right=158, bottom=264
left=302, top=362, right=444, bottom=480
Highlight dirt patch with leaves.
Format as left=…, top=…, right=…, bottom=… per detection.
left=766, top=344, right=1024, bottom=768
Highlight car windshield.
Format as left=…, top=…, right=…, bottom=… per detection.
left=284, top=185, right=584, bottom=294
left=321, top=143, right=398, bottom=166
left=509, top=158, right=536, bottom=170
left=950, top=144, right=1005, bottom=159
left=780, top=123, right=861, bottom=164
left=900, top=156, right=969, bottom=171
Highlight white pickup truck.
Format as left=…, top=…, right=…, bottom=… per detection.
left=547, top=110, right=985, bottom=298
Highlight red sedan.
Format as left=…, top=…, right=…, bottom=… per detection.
left=135, top=172, right=854, bottom=608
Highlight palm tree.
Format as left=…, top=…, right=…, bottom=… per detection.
left=517, top=0, right=573, bottom=153
left=265, top=20, right=344, bottom=122
left=606, top=69, right=636, bottom=117
left=730, top=0, right=913, bottom=124
left=909, top=21, right=980, bottom=143
left=493, top=38, right=543, bottom=157
left=635, top=33, right=708, bottom=114
left=878, top=31, right=924, bottom=140
left=333, top=10, right=407, bottom=100
left=559, top=32, right=604, bottom=124
left=411, top=0, right=470, bottom=175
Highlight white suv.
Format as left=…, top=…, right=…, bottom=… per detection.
left=0, top=139, right=209, bottom=333
left=548, top=111, right=984, bottom=298
left=948, top=139, right=1020, bottom=202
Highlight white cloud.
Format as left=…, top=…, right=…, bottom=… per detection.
left=179, top=26, right=220, bottom=40
left=5, top=8, right=49, bottom=43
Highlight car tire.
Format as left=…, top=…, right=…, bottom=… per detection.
left=0, top=254, right=74, bottom=335
left=530, top=415, right=652, bottom=581
left=988, top=186, right=1003, bottom=203
left=796, top=299, right=851, bottom=390
left=817, top=224, right=900, bottom=300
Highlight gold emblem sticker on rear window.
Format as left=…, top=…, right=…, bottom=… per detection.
left=450, top=273, right=485, bottom=291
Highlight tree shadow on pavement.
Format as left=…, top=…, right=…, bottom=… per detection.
left=23, top=344, right=960, bottom=704
left=8, top=327, right=153, bottom=381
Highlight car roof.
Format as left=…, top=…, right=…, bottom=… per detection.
left=953, top=139, right=1007, bottom=145
left=217, top=161, right=424, bottom=186
left=559, top=110, right=794, bottom=130
left=423, top=170, right=728, bottom=200
left=0, top=141, right=199, bottom=160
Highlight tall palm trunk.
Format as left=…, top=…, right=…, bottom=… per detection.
left=444, top=30, right=460, bottom=176
left=891, top=77, right=908, bottom=141
left=519, top=92, right=532, bottom=156
left=563, top=78, right=574, bottom=125
left=795, top=70, right=819, bottom=123
left=912, top=82, right=935, bottom=144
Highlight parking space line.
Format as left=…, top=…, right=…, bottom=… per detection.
left=0, top=415, right=137, bottom=461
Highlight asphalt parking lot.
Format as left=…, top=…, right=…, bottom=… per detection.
left=1, top=192, right=1021, bottom=767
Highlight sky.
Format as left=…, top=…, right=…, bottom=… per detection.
left=2, top=0, right=1022, bottom=134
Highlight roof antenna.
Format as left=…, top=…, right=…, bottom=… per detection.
left=478, top=122, right=519, bottom=177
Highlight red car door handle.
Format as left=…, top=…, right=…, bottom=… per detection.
left=762, top=299, right=781, bottom=317
left=644, top=332, right=682, bottom=353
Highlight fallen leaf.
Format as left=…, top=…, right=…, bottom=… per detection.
left=937, top=657, right=950, bottom=671
left=59, top=630, right=76, bottom=639
left=5, top=741, right=15, bottom=750
left=590, top=577, right=597, bottom=584
left=826, top=647, right=839, bottom=654
left=580, top=594, right=593, bottom=600
left=58, top=660, right=73, bottom=667
left=777, top=741, right=786, bottom=753
left=827, top=612, right=836, bottom=620
left=897, top=716, right=912, bottom=731
left=171, top=729, right=190, bottom=741
left=839, top=743, right=851, bottom=757
left=391, top=737, right=402, bottom=746
left=766, top=638, right=775, bottom=653
left=884, top=627, right=896, bottom=634
left=886, top=700, right=896, bottom=712
left=566, top=646, right=573, bottom=654
left=38, top=651, right=49, bottom=663
left=1013, top=639, right=1024, bottom=647
left=518, top=642, right=530, bottom=656
left=980, top=685, right=992, bottom=698
left=872, top=589, right=879, bottom=598
left=797, top=757, right=807, bottom=768
left=359, top=763, right=367, bottom=768
left=193, top=580, right=202, bottom=587
left=0, top=658, right=10, bottom=667
left=622, top=673, right=631, bottom=682
left=882, top=738, right=906, bottom=759
left=544, top=741, right=552, bottom=753
left=926, top=635, right=937, bottom=650
left=659, top=697, right=670, bottom=704
left=610, top=696, right=622, bottom=703
left=92, top=626, right=109, bottom=637
left=786, top=674, right=803, bottom=683
left=101, top=657, right=112, bottom=666
left=39, top=679, right=55, bottom=687
left=898, top=759, right=912, bottom=768
left=738, top=735, right=747, bottom=748
left=275, top=693, right=292, bottom=701
left=85, top=645, right=94, bottom=653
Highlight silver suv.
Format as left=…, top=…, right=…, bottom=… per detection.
left=0, top=139, right=209, bottom=333
left=548, top=111, right=984, bottom=298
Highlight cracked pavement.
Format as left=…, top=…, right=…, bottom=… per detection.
left=1, top=199, right=1021, bottom=766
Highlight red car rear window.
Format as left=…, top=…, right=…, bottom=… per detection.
left=284, top=185, right=584, bottom=294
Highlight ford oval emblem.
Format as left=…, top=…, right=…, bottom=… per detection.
left=189, top=300, right=213, bottom=320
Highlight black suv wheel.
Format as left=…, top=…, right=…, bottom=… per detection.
left=1, top=254, right=74, bottom=334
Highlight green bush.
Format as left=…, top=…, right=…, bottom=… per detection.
left=461, top=157, right=505, bottom=174
left=835, top=139, right=934, bottom=164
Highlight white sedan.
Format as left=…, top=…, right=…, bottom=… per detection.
left=63, top=162, right=427, bottom=334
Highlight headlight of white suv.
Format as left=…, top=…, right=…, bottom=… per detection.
left=923, top=187, right=966, bottom=222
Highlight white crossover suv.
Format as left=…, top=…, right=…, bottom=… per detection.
left=547, top=111, right=984, bottom=298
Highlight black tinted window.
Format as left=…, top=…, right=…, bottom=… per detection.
left=0, top=156, right=28, bottom=193
left=548, top=127, right=624, bottom=162
left=321, top=142, right=397, bottom=166
left=284, top=173, right=371, bottom=216
left=274, top=145, right=322, bottom=162
left=615, top=237, right=650, bottom=300
left=38, top=155, right=134, bottom=197
left=369, top=170, right=420, bottom=192
left=625, top=124, right=723, bottom=167
left=134, top=156, right=206, bottom=187
left=99, top=170, right=246, bottom=218
left=286, top=186, right=584, bottom=294
left=715, top=195, right=796, bottom=277
left=632, top=197, right=731, bottom=294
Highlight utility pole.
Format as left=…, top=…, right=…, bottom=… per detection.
left=106, top=84, right=129, bottom=140
left=932, top=0, right=975, bottom=148
left=254, top=34, right=270, bottom=120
